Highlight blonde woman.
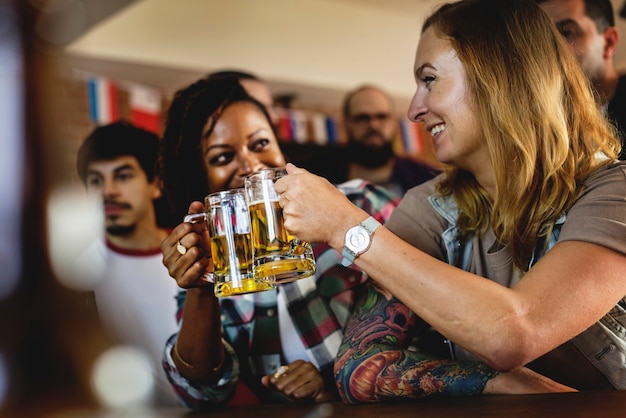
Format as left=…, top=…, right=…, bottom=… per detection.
left=275, top=0, right=626, bottom=401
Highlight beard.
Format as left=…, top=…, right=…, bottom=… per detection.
left=347, top=137, right=395, bottom=168
left=106, top=224, right=136, bottom=236
left=103, top=199, right=136, bottom=237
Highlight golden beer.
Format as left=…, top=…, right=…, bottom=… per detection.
left=248, top=200, right=316, bottom=283
left=214, top=277, right=274, bottom=298
left=210, top=233, right=252, bottom=274
left=253, top=258, right=317, bottom=284
left=248, top=200, right=290, bottom=256
left=210, top=232, right=273, bottom=297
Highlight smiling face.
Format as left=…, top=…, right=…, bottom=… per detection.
left=201, top=101, right=286, bottom=192
left=408, top=27, right=488, bottom=175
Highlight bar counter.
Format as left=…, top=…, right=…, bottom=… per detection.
left=49, top=390, right=626, bottom=417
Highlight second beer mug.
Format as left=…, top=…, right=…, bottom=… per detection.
left=185, top=189, right=274, bottom=297
left=244, top=168, right=316, bottom=284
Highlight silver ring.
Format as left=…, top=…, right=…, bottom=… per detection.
left=176, top=240, right=187, bottom=255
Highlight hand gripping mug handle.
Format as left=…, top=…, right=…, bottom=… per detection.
left=183, top=213, right=215, bottom=283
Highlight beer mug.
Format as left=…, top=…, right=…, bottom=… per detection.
left=244, top=168, right=316, bottom=284
left=184, top=189, right=274, bottom=297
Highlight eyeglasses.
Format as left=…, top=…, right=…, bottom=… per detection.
left=349, top=113, right=392, bottom=124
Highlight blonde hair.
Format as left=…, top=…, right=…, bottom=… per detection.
left=424, top=0, right=621, bottom=269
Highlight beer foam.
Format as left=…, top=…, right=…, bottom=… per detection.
left=247, top=198, right=280, bottom=207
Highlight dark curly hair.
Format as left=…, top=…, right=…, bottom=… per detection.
left=158, top=76, right=274, bottom=225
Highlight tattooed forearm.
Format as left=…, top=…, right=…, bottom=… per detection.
left=334, top=283, right=497, bottom=403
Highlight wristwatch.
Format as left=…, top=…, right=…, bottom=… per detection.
left=341, top=216, right=381, bottom=267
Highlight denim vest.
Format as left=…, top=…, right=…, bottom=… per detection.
left=429, top=193, right=626, bottom=389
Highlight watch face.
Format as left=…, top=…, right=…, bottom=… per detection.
left=347, top=226, right=370, bottom=253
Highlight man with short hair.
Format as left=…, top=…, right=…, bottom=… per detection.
left=537, top=0, right=626, bottom=159
left=75, top=120, right=180, bottom=406
left=339, top=85, right=439, bottom=197
left=208, top=69, right=279, bottom=126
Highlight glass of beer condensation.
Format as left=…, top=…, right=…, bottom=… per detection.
left=184, top=189, right=274, bottom=297
left=244, top=168, right=316, bottom=284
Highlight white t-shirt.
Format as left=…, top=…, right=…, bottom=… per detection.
left=76, top=239, right=181, bottom=406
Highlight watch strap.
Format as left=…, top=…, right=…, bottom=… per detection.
left=340, top=216, right=381, bottom=267
left=341, top=247, right=355, bottom=267
left=361, top=216, right=381, bottom=233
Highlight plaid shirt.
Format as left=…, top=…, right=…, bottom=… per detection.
left=163, top=179, right=400, bottom=409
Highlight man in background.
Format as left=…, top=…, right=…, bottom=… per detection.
left=208, top=69, right=279, bottom=127
left=75, top=120, right=180, bottom=406
left=538, top=0, right=626, bottom=159
left=337, top=85, right=439, bottom=197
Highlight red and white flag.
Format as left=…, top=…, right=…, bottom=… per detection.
left=129, top=84, right=162, bottom=134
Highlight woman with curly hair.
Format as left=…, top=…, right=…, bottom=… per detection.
left=157, top=75, right=401, bottom=409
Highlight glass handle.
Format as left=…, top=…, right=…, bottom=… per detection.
left=183, top=213, right=207, bottom=224
left=289, top=238, right=307, bottom=256
left=201, top=272, right=215, bottom=284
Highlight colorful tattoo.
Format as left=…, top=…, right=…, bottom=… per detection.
left=334, top=282, right=497, bottom=403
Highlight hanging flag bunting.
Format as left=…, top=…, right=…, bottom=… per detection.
left=413, top=120, right=428, bottom=155
left=325, top=116, right=338, bottom=145
left=290, top=110, right=308, bottom=144
left=129, top=84, right=162, bottom=134
left=310, top=112, right=328, bottom=145
left=399, top=118, right=424, bottom=155
left=87, top=76, right=119, bottom=125
left=277, top=109, right=293, bottom=141
left=399, top=118, right=416, bottom=154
